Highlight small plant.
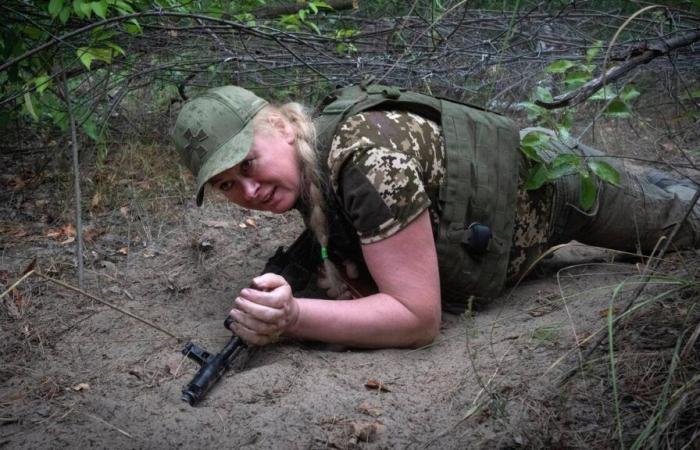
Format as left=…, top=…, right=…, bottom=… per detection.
left=517, top=41, right=638, bottom=210
left=278, top=0, right=333, bottom=34
left=334, top=28, right=359, bottom=55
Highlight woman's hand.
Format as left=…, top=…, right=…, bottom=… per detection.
left=227, top=273, right=299, bottom=346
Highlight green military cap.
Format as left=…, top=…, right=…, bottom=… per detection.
left=173, top=86, right=268, bottom=206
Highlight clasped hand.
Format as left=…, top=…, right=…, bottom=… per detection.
left=227, top=273, right=298, bottom=346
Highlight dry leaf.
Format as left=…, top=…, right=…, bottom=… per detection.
left=72, top=383, right=90, bottom=391
left=364, top=379, right=390, bottom=392
left=91, top=192, right=101, bottom=209
left=528, top=309, right=546, bottom=317
left=12, top=228, right=28, bottom=238
left=349, top=421, right=385, bottom=442
left=202, top=220, right=229, bottom=228
left=61, top=224, right=76, bottom=237
left=83, top=228, right=99, bottom=242
left=357, top=401, right=382, bottom=417
left=117, top=246, right=129, bottom=255
left=245, top=218, right=257, bottom=228
left=21, top=258, right=36, bottom=276
left=598, top=306, right=620, bottom=318
left=60, top=236, right=75, bottom=245
left=119, top=206, right=130, bottom=218
left=238, top=222, right=247, bottom=228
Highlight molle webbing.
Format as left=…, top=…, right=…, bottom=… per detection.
left=314, top=84, right=520, bottom=306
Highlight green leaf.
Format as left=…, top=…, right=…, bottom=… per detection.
left=308, top=3, right=317, bottom=13
left=50, top=109, right=68, bottom=130
left=547, top=154, right=579, bottom=180
left=536, top=86, right=553, bottom=103
left=306, top=21, right=321, bottom=35
left=77, top=47, right=95, bottom=69
left=564, top=71, right=590, bottom=88
left=298, top=9, right=306, bottom=20
left=59, top=5, right=71, bottom=23
left=124, top=18, right=142, bottom=34
left=524, top=164, right=549, bottom=191
left=579, top=173, right=597, bottom=210
left=74, top=0, right=93, bottom=18
left=521, top=130, right=550, bottom=147
left=22, top=26, right=44, bottom=40
left=24, top=93, right=38, bottom=121
left=555, top=125, right=571, bottom=141
left=578, top=63, right=596, bottom=74
left=560, top=110, right=573, bottom=130
left=76, top=47, right=113, bottom=69
left=591, top=85, right=617, bottom=100
left=551, top=153, right=580, bottom=168
left=106, top=42, right=125, bottom=56
left=33, top=74, right=51, bottom=94
left=517, top=101, right=546, bottom=121
left=619, top=85, right=640, bottom=102
left=586, top=40, right=603, bottom=63
left=520, top=144, right=543, bottom=163
left=48, top=0, right=64, bottom=17
left=604, top=98, right=631, bottom=118
left=545, top=60, right=575, bottom=74
left=114, top=0, right=134, bottom=14
left=519, top=131, right=550, bottom=163
left=82, top=117, right=99, bottom=141
left=587, top=160, right=620, bottom=186
left=312, top=0, right=334, bottom=9
left=92, top=1, right=109, bottom=19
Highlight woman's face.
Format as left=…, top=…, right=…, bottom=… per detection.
left=209, top=123, right=301, bottom=213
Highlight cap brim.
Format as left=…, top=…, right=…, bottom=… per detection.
left=194, top=117, right=256, bottom=206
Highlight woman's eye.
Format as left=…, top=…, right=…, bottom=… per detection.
left=218, top=181, right=233, bottom=192
left=240, top=159, right=253, bottom=174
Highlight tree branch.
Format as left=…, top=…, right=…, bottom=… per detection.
left=536, top=29, right=700, bottom=110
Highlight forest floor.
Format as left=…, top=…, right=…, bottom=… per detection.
left=1, top=113, right=699, bottom=449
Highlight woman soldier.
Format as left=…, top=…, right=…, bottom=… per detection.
left=173, top=84, right=699, bottom=349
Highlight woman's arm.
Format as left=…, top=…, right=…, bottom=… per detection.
left=228, top=209, right=442, bottom=348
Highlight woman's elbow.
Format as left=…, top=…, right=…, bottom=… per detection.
left=409, top=309, right=441, bottom=348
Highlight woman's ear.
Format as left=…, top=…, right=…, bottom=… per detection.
left=270, top=114, right=295, bottom=145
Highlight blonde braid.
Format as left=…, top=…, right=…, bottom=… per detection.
left=256, top=103, right=346, bottom=297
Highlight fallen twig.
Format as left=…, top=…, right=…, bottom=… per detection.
left=32, top=270, right=182, bottom=341
left=84, top=412, right=134, bottom=439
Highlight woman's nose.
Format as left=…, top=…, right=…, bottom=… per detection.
left=241, top=178, right=259, bottom=201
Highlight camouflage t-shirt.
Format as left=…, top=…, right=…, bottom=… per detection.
left=328, top=110, right=445, bottom=244
left=327, top=110, right=553, bottom=280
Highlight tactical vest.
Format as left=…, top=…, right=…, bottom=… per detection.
left=313, top=83, right=520, bottom=308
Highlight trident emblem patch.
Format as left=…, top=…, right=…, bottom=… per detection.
left=183, top=128, right=209, bottom=160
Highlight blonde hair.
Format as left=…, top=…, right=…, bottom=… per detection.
left=254, top=104, right=346, bottom=297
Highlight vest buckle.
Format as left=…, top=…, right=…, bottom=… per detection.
left=461, top=222, right=492, bottom=254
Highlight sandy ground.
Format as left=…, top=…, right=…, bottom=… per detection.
left=2, top=190, right=677, bottom=449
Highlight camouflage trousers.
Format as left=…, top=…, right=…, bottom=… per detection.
left=526, top=128, right=700, bottom=265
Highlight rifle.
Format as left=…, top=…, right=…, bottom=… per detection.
left=180, top=230, right=318, bottom=406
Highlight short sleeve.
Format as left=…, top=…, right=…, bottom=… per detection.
left=337, top=147, right=431, bottom=244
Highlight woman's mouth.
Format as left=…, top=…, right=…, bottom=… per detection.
left=262, top=187, right=276, bottom=205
